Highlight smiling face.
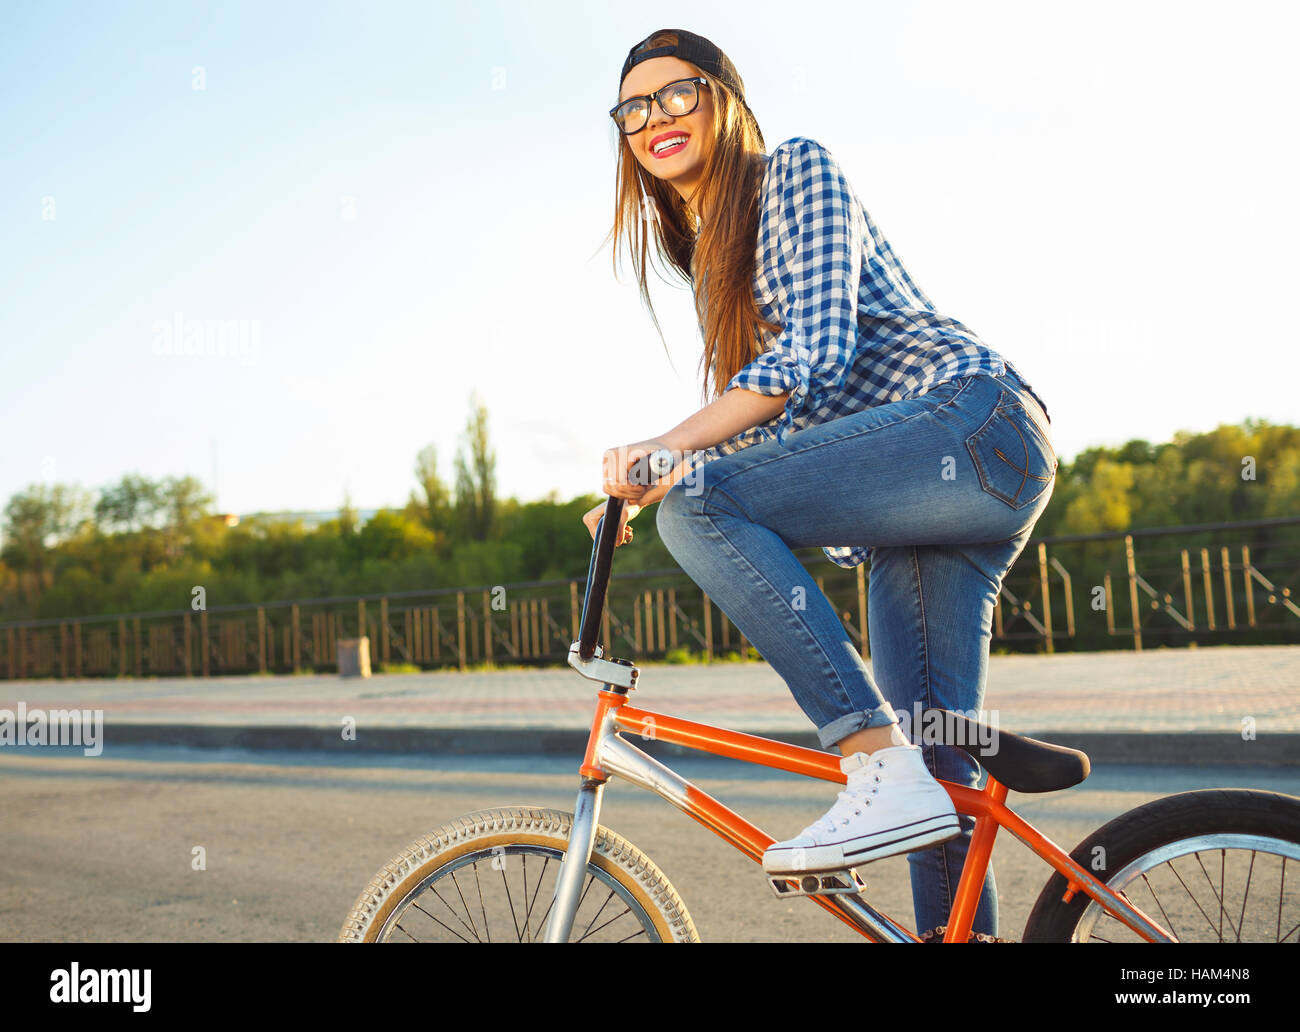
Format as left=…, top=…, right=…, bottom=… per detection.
left=617, top=55, right=716, bottom=215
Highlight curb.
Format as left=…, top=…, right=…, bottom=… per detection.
left=92, top=723, right=1300, bottom=767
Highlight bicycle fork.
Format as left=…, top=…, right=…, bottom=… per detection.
left=542, top=777, right=606, bottom=943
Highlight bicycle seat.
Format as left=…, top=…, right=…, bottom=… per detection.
left=920, top=709, right=1090, bottom=793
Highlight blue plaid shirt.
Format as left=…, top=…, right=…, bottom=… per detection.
left=689, top=136, right=1046, bottom=569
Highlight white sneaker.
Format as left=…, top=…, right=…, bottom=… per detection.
left=762, top=744, right=961, bottom=876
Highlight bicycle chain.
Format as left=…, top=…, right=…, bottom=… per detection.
left=917, top=925, right=1013, bottom=943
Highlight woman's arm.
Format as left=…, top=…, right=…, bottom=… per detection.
left=661, top=386, right=790, bottom=454
left=628, top=386, right=790, bottom=508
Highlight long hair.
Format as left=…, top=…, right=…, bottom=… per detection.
left=606, top=30, right=781, bottom=405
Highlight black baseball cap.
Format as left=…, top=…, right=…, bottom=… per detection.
left=619, top=28, right=763, bottom=146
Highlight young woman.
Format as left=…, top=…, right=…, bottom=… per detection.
left=586, top=27, right=1058, bottom=940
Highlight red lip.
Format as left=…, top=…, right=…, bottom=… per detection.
left=649, top=131, right=690, bottom=152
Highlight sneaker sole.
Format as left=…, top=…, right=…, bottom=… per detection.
left=762, top=814, right=961, bottom=875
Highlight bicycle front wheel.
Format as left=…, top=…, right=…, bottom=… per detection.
left=337, top=806, right=699, bottom=943
left=1022, top=789, right=1300, bottom=943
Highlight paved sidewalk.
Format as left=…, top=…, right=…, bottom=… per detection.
left=1, top=645, right=1296, bottom=765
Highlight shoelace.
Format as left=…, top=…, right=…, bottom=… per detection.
left=805, top=763, right=884, bottom=837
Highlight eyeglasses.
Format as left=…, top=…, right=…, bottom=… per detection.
left=609, top=77, right=710, bottom=135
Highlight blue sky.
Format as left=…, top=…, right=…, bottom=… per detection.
left=2, top=0, right=1296, bottom=520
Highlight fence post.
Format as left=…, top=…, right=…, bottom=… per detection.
left=1242, top=545, right=1256, bottom=628
left=380, top=598, right=389, bottom=666
left=1220, top=547, right=1236, bottom=629
left=291, top=604, right=301, bottom=673
left=257, top=607, right=267, bottom=673
left=1037, top=542, right=1054, bottom=654
left=457, top=591, right=467, bottom=670
left=702, top=590, right=714, bottom=662
left=1124, top=534, right=1142, bottom=651
left=74, top=622, right=82, bottom=677
left=668, top=588, right=678, bottom=650
left=201, top=610, right=210, bottom=677
left=483, top=590, right=493, bottom=665
left=570, top=582, right=580, bottom=640
left=1180, top=550, right=1195, bottom=630
left=1200, top=548, right=1216, bottom=630
left=59, top=622, right=68, bottom=678
left=117, top=619, right=126, bottom=677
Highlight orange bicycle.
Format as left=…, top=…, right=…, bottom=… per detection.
left=339, top=453, right=1300, bottom=943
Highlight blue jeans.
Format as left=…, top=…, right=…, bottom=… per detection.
left=656, top=369, right=1057, bottom=936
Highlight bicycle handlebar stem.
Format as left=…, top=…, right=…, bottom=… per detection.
left=576, top=448, right=675, bottom=661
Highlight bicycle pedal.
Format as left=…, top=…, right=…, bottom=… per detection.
left=766, top=867, right=866, bottom=899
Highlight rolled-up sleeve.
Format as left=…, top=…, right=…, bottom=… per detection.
left=721, top=138, right=863, bottom=447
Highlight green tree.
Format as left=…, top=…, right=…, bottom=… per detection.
left=1, top=483, right=94, bottom=606
left=452, top=392, right=497, bottom=543
left=94, top=473, right=162, bottom=533
left=407, top=443, right=452, bottom=547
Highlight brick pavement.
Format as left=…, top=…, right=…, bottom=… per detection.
left=2, top=644, right=1296, bottom=737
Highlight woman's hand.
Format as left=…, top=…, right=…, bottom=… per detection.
left=582, top=500, right=641, bottom=546
left=601, top=438, right=673, bottom=502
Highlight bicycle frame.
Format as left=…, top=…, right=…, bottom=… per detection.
left=544, top=682, right=1176, bottom=943
left=545, top=487, right=1175, bottom=943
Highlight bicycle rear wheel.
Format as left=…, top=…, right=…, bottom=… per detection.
left=1022, top=789, right=1300, bottom=943
left=338, top=806, right=699, bottom=942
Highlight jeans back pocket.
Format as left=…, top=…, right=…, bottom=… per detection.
left=964, top=390, right=1058, bottom=510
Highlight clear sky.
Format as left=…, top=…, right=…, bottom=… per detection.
left=3, top=0, right=1296, bottom=519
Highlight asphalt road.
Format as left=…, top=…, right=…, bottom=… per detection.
left=2, top=747, right=1298, bottom=943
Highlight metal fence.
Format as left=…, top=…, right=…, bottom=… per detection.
left=1, top=517, right=1296, bottom=680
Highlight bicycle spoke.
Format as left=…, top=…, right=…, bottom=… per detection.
left=427, top=883, right=481, bottom=941
left=408, top=900, right=474, bottom=943
left=449, top=868, right=480, bottom=942
left=579, top=878, right=618, bottom=935
left=522, top=857, right=550, bottom=941
left=577, top=904, right=637, bottom=941
left=500, top=860, right=522, bottom=942
left=1278, top=857, right=1287, bottom=943
left=1168, top=858, right=1233, bottom=941
left=529, top=870, right=594, bottom=942
left=473, top=860, right=490, bottom=943
left=521, top=855, right=531, bottom=942
left=392, top=922, right=421, bottom=942
left=614, top=927, right=651, bottom=943
left=532, top=888, right=557, bottom=942
left=1191, top=850, right=1241, bottom=941
left=1139, top=872, right=1180, bottom=942
left=1220, top=849, right=1226, bottom=942
left=1236, top=851, right=1255, bottom=945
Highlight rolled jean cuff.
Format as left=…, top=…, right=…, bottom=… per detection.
left=817, top=701, right=899, bottom=751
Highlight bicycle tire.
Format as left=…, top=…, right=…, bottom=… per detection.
left=1022, top=789, right=1300, bottom=943
left=337, top=806, right=700, bottom=942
